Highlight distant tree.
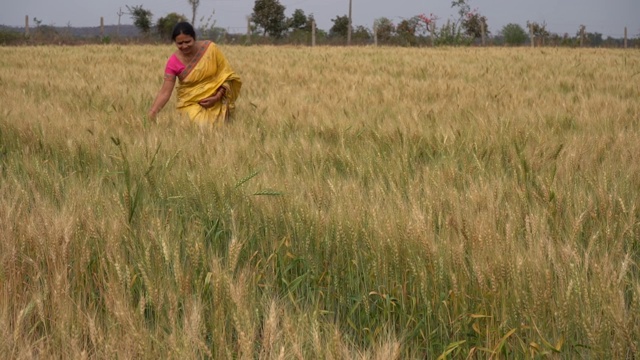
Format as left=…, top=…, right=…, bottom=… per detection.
left=251, top=0, right=287, bottom=38
left=449, top=0, right=483, bottom=45
left=435, top=19, right=467, bottom=45
left=462, top=10, right=489, bottom=39
left=374, top=17, right=395, bottom=42
left=31, top=17, right=58, bottom=40
left=417, top=13, right=438, bottom=38
left=330, top=15, right=349, bottom=38
left=396, top=17, right=419, bottom=46
left=352, top=25, right=371, bottom=42
left=0, top=29, right=22, bottom=45
left=584, top=32, right=603, bottom=47
left=527, top=21, right=549, bottom=38
left=304, top=14, right=316, bottom=32
left=127, top=5, right=153, bottom=36
left=186, top=0, right=200, bottom=26
left=318, top=29, right=329, bottom=38
left=198, top=9, right=218, bottom=39
left=287, top=9, right=311, bottom=44
left=561, top=32, right=575, bottom=47
left=157, top=13, right=187, bottom=40
left=602, top=36, right=621, bottom=47
left=547, top=32, right=562, bottom=46
left=527, top=21, right=549, bottom=45
left=501, top=23, right=527, bottom=46
left=30, top=18, right=59, bottom=41
left=289, top=9, right=308, bottom=31
left=451, top=0, right=471, bottom=25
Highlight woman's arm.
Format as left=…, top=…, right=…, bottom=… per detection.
left=148, top=77, right=176, bottom=121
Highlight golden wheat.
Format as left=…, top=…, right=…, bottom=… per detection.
left=1, top=44, right=639, bottom=358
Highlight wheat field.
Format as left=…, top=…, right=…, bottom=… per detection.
left=0, top=44, right=639, bottom=359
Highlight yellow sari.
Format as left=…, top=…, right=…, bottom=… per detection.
left=175, top=41, right=242, bottom=125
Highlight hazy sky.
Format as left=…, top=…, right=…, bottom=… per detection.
left=1, top=0, right=638, bottom=38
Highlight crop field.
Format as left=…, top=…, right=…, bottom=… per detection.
left=1, top=44, right=639, bottom=358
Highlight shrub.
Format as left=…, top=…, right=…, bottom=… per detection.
left=0, top=29, right=22, bottom=45
left=501, top=23, right=527, bottom=46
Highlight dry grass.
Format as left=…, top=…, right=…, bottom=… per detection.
left=1, top=44, right=639, bottom=358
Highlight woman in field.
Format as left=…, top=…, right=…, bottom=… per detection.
left=148, top=22, right=242, bottom=125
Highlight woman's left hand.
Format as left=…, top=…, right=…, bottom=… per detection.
left=198, top=95, right=220, bottom=109
left=198, top=87, right=227, bottom=109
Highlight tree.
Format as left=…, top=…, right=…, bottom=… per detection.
left=186, top=0, right=200, bottom=26
left=374, top=17, right=395, bottom=42
left=288, top=9, right=311, bottom=44
left=451, top=0, right=471, bottom=25
left=450, top=0, right=484, bottom=45
left=30, top=18, right=59, bottom=41
left=396, top=17, right=419, bottom=46
left=417, top=13, right=438, bottom=39
left=435, top=19, right=467, bottom=45
left=547, top=32, right=562, bottom=46
left=501, top=23, right=527, bottom=46
left=157, top=12, right=188, bottom=40
left=584, top=32, right=603, bottom=47
left=127, top=5, right=153, bottom=36
left=251, top=0, right=287, bottom=38
left=0, top=29, right=22, bottom=45
left=304, top=14, right=316, bottom=33
left=527, top=21, right=549, bottom=45
left=352, top=25, right=371, bottom=42
left=199, top=9, right=218, bottom=39
left=289, top=9, right=307, bottom=31
left=462, top=11, right=488, bottom=39
left=33, top=17, right=43, bottom=28
left=329, top=15, right=349, bottom=38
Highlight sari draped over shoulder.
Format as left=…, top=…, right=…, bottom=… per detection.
left=175, top=41, right=242, bottom=125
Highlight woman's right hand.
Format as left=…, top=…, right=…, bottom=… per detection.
left=148, top=110, right=157, bottom=122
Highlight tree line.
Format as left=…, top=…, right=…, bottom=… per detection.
left=1, top=0, right=636, bottom=47
left=123, top=0, right=639, bottom=47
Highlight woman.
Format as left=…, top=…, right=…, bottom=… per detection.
left=148, top=22, right=242, bottom=125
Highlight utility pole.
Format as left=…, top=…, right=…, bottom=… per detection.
left=430, top=21, right=435, bottom=47
left=347, top=0, right=352, bottom=45
left=529, top=23, right=534, bottom=48
left=189, top=0, right=200, bottom=27
left=624, top=27, right=628, bottom=49
left=117, top=7, right=124, bottom=38
left=373, top=21, right=377, bottom=46
left=246, top=16, right=251, bottom=44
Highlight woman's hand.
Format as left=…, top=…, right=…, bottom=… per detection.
left=198, top=95, right=220, bottom=109
left=198, top=87, right=226, bottom=109
left=147, top=110, right=158, bottom=122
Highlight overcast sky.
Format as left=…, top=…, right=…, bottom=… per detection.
left=1, top=0, right=638, bottom=38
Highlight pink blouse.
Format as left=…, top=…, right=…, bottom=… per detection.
left=164, top=54, right=185, bottom=80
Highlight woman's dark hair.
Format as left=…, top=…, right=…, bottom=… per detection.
left=171, top=22, right=196, bottom=41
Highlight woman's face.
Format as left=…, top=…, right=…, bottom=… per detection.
left=175, top=33, right=195, bottom=55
